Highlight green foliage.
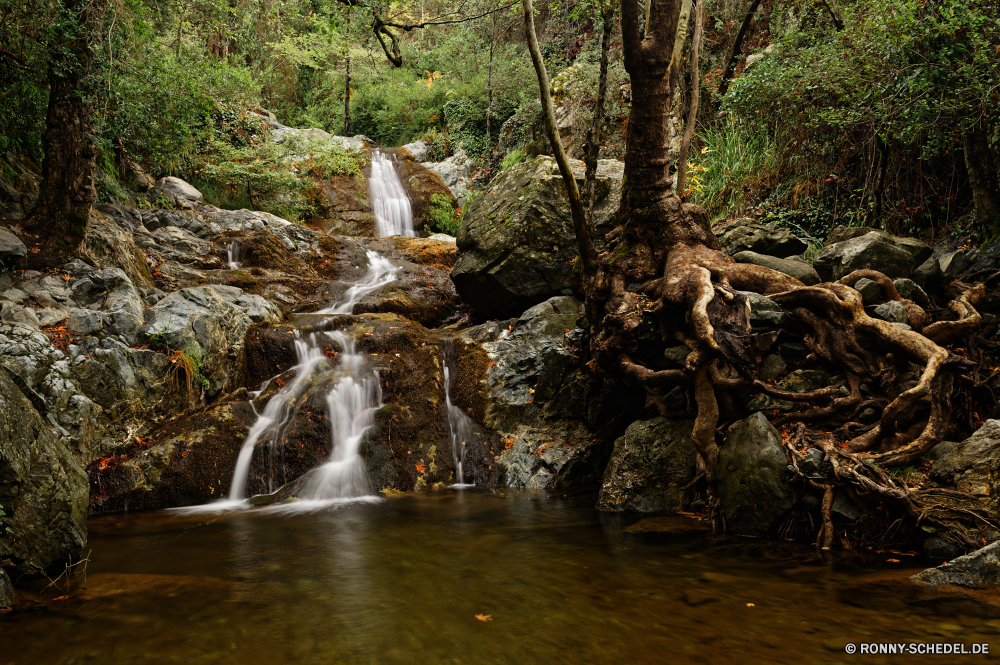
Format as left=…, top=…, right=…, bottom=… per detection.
left=500, top=148, right=528, bottom=172
left=426, top=193, right=459, bottom=235
left=690, top=116, right=779, bottom=219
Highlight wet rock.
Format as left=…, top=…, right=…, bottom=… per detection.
left=87, top=397, right=254, bottom=512
left=924, top=537, right=962, bottom=561
left=596, top=418, right=698, bottom=512
left=716, top=412, right=797, bottom=537
left=388, top=149, right=457, bottom=234
left=349, top=261, right=462, bottom=328
left=451, top=156, right=623, bottom=318
left=874, top=300, right=909, bottom=324
left=853, top=278, right=882, bottom=304
left=813, top=232, right=917, bottom=281
left=0, top=568, right=11, bottom=608
left=0, top=227, right=27, bottom=260
left=0, top=366, right=88, bottom=575
left=930, top=420, right=1000, bottom=510
left=911, top=541, right=1000, bottom=587
left=731, top=251, right=820, bottom=285
left=715, top=219, right=808, bottom=257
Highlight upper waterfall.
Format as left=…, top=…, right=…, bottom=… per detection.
left=369, top=150, right=415, bottom=237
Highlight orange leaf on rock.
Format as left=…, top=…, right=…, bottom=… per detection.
left=475, top=614, right=493, bottom=622
left=416, top=463, right=427, bottom=473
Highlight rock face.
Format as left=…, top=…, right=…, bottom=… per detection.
left=84, top=209, right=155, bottom=289
left=387, top=148, right=457, bottom=234
left=0, top=366, right=88, bottom=575
left=597, top=418, right=698, bottom=512
left=911, top=541, right=1000, bottom=587
left=423, top=147, right=476, bottom=206
left=148, top=176, right=203, bottom=209
left=716, top=412, right=797, bottom=537
left=0, top=227, right=27, bottom=262
left=715, top=219, right=809, bottom=257
left=459, top=296, right=642, bottom=490
left=0, top=568, right=11, bottom=608
left=930, top=420, right=1000, bottom=510
left=451, top=156, right=623, bottom=318
left=813, top=231, right=928, bottom=281
left=732, top=251, right=820, bottom=285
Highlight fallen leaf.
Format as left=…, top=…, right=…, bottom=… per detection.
left=886, top=559, right=900, bottom=563
left=746, top=603, right=755, bottom=607
left=416, top=463, right=427, bottom=473
left=475, top=614, right=493, bottom=621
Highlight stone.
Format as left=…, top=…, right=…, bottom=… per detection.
left=874, top=300, right=909, bottom=324
left=853, top=277, right=882, bottom=304
left=451, top=156, right=623, bottom=318
left=924, top=440, right=959, bottom=462
left=938, top=250, right=971, bottom=278
left=799, top=447, right=829, bottom=476
left=149, top=176, right=203, bottom=205
left=66, top=309, right=105, bottom=335
left=716, top=412, right=797, bottom=537
left=740, top=291, right=787, bottom=326
left=892, top=278, right=917, bottom=300
left=758, top=354, right=786, bottom=381
left=825, top=226, right=932, bottom=266
left=428, top=233, right=456, bottom=243
left=422, top=147, right=476, bottom=206
left=402, top=141, right=430, bottom=162
left=732, top=251, right=821, bottom=285
left=663, top=345, right=691, bottom=369
left=83, top=210, right=155, bottom=290
left=911, top=541, right=1000, bottom=587
left=924, top=537, right=962, bottom=561
left=813, top=232, right=916, bottom=281
left=913, top=257, right=942, bottom=290
left=0, top=366, right=88, bottom=575
left=0, top=568, right=11, bottom=608
left=831, top=490, right=860, bottom=521
left=0, top=227, right=27, bottom=260
left=597, top=418, right=698, bottom=512
left=930, top=420, right=1000, bottom=510
left=715, top=219, right=809, bottom=257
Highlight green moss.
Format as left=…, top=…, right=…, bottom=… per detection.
left=426, top=193, right=459, bottom=235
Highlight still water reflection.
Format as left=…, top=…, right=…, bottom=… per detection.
left=2, top=490, right=999, bottom=664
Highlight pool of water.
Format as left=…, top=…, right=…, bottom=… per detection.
left=2, top=490, right=999, bottom=664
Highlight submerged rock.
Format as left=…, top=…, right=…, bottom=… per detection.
left=716, top=412, right=796, bottom=537
left=597, top=418, right=698, bottom=512
left=911, top=541, right=1000, bottom=588
left=451, top=156, right=623, bottom=318
left=0, top=366, right=88, bottom=575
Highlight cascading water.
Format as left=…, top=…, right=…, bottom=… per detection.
left=442, top=340, right=480, bottom=487
left=369, top=151, right=415, bottom=238
left=227, top=240, right=241, bottom=269
left=223, top=251, right=399, bottom=505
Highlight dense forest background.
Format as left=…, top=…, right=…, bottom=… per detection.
left=2, top=0, right=998, bottom=241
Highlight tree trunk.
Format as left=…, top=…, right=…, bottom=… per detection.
left=963, top=123, right=1000, bottom=232
left=343, top=54, right=351, bottom=136
left=582, top=0, right=618, bottom=231
left=716, top=0, right=762, bottom=97
left=23, top=0, right=98, bottom=269
left=675, top=0, right=703, bottom=194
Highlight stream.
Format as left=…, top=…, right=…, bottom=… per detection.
left=3, top=491, right=999, bottom=664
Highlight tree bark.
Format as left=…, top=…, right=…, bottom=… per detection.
left=963, top=123, right=1000, bottom=232
left=675, top=0, right=703, bottom=194
left=582, top=0, right=618, bottom=231
left=23, top=0, right=99, bottom=269
left=716, top=0, right=762, bottom=97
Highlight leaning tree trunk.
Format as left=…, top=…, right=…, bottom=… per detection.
left=23, top=0, right=99, bottom=269
left=963, top=122, right=1000, bottom=233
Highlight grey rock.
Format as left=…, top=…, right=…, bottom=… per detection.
left=66, top=309, right=105, bottom=335
left=740, top=291, right=787, bottom=326
left=938, top=250, right=971, bottom=278
left=452, top=156, right=623, bottom=318
left=924, top=440, right=959, bottom=462
left=831, top=490, right=860, bottom=521
left=0, top=227, right=27, bottom=259
left=424, top=147, right=476, bottom=206
left=911, top=541, right=1000, bottom=587
left=715, top=219, right=808, bottom=257
left=913, top=257, right=942, bottom=290
left=402, top=140, right=430, bottom=162
left=0, top=568, right=11, bottom=608
left=717, top=412, right=797, bottom=537
left=663, top=345, right=692, bottom=369
left=0, top=366, right=88, bottom=575
left=732, top=251, right=821, bottom=285
left=892, top=278, right=917, bottom=300
left=853, top=278, right=882, bottom=304
left=149, top=176, right=203, bottom=205
left=892, top=323, right=912, bottom=330
left=924, top=537, right=962, bottom=561
left=874, top=300, right=909, bottom=324
left=597, top=418, right=698, bottom=512
left=825, top=226, right=932, bottom=265
left=799, top=447, right=829, bottom=476
left=930, top=420, right=1000, bottom=509
left=427, top=233, right=456, bottom=243
left=758, top=354, right=786, bottom=381
left=813, top=232, right=917, bottom=281
left=104, top=285, right=145, bottom=339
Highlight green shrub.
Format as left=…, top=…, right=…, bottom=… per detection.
left=426, top=193, right=460, bottom=235
left=500, top=148, right=528, bottom=172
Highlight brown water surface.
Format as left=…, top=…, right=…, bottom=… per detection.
left=2, top=490, right=999, bottom=664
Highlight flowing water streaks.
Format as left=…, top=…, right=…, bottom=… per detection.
left=442, top=340, right=481, bottom=487
left=369, top=151, right=415, bottom=238
left=227, top=240, right=241, bottom=269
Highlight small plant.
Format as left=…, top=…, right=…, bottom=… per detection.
left=168, top=344, right=210, bottom=394
left=500, top=148, right=528, bottom=172
left=145, top=325, right=171, bottom=351
left=426, top=193, right=460, bottom=235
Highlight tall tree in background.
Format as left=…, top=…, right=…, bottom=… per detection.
left=22, top=0, right=104, bottom=268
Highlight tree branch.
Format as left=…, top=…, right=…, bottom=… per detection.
left=675, top=0, right=702, bottom=194
left=383, top=0, right=519, bottom=30
left=716, top=0, right=761, bottom=97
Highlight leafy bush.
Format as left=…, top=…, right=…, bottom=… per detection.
left=426, top=193, right=459, bottom=235
left=500, top=148, right=528, bottom=172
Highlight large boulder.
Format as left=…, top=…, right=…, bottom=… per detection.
left=716, top=412, right=797, bottom=537
left=930, top=420, right=1000, bottom=510
left=147, top=176, right=203, bottom=209
left=423, top=147, right=475, bottom=206
left=597, top=418, right=698, bottom=512
left=0, top=366, right=88, bottom=575
left=825, top=226, right=932, bottom=265
left=84, top=210, right=155, bottom=290
left=0, top=227, right=27, bottom=262
left=451, top=156, right=623, bottom=319
left=715, top=219, right=809, bottom=257
left=813, top=231, right=924, bottom=281
left=911, top=541, right=1000, bottom=588
left=732, top=251, right=821, bottom=285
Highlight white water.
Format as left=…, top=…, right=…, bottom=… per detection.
left=442, top=341, right=479, bottom=486
left=221, top=251, right=399, bottom=505
left=227, top=240, right=241, bottom=269
left=369, top=151, right=415, bottom=238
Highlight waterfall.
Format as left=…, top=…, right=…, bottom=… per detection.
left=227, top=240, right=241, bottom=269
left=442, top=340, right=479, bottom=487
left=369, top=151, right=415, bottom=238
left=224, top=252, right=398, bottom=503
